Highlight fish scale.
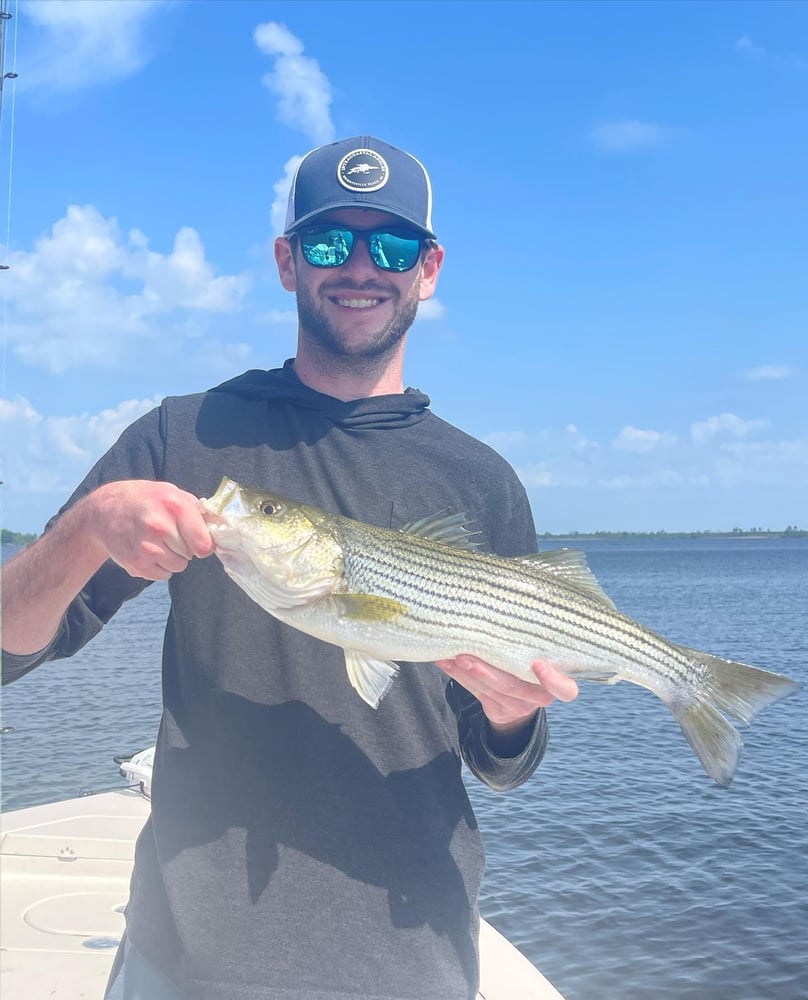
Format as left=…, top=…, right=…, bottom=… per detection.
left=202, top=478, right=800, bottom=786
left=343, top=525, right=690, bottom=689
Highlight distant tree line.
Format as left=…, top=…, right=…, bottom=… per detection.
left=1, top=529, right=38, bottom=545
left=540, top=526, right=807, bottom=540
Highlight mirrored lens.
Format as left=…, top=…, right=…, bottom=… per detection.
left=299, top=226, right=422, bottom=272
left=300, top=227, right=354, bottom=268
left=369, top=231, right=421, bottom=272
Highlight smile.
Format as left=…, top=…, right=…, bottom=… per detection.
left=335, top=298, right=382, bottom=309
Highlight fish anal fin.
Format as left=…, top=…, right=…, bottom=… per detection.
left=344, top=651, right=399, bottom=708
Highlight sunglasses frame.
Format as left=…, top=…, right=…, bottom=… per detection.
left=295, top=224, right=426, bottom=273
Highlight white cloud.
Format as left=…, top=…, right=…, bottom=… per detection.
left=735, top=36, right=767, bottom=59
left=253, top=23, right=336, bottom=236
left=261, top=309, right=298, bottom=325
left=2, top=205, right=251, bottom=373
left=690, top=412, right=769, bottom=444
left=712, top=439, right=808, bottom=488
left=416, top=298, right=447, bottom=322
left=483, top=430, right=529, bottom=451
left=600, top=469, right=710, bottom=490
left=565, top=423, right=600, bottom=454
left=254, top=21, right=335, bottom=145
left=271, top=155, right=305, bottom=237
left=743, top=365, right=795, bottom=381
left=21, top=0, right=169, bottom=93
left=589, top=120, right=677, bottom=153
left=735, top=35, right=807, bottom=71
left=516, top=462, right=555, bottom=488
left=0, top=394, right=161, bottom=506
left=613, top=426, right=678, bottom=453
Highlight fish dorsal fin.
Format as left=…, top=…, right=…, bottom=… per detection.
left=399, top=511, right=482, bottom=550
left=344, top=650, right=400, bottom=708
left=515, top=549, right=617, bottom=610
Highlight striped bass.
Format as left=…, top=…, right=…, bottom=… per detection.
left=201, top=477, right=800, bottom=786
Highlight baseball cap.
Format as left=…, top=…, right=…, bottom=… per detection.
left=283, top=136, right=436, bottom=239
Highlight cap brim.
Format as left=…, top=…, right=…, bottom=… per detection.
left=284, top=201, right=436, bottom=239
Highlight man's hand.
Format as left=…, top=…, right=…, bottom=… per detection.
left=87, top=480, right=214, bottom=581
left=2, top=480, right=213, bottom=657
left=435, top=655, right=578, bottom=753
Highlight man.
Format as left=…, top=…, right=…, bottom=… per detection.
left=2, top=136, right=577, bottom=1000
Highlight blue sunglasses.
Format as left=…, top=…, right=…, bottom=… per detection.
left=297, top=224, right=425, bottom=273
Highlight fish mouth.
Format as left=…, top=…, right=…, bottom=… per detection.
left=200, top=477, right=242, bottom=520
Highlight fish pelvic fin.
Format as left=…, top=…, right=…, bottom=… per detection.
left=672, top=647, right=800, bottom=785
left=344, top=651, right=399, bottom=708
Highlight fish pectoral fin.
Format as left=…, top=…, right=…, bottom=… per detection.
left=582, top=673, right=622, bottom=685
left=515, top=550, right=617, bottom=610
left=330, top=594, right=407, bottom=622
left=344, top=651, right=400, bottom=708
left=399, top=511, right=482, bottom=550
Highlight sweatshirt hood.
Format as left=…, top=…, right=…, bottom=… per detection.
left=210, top=359, right=430, bottom=430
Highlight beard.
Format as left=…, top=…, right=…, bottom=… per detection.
left=294, top=271, right=422, bottom=364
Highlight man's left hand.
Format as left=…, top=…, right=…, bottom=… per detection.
left=435, top=655, right=578, bottom=748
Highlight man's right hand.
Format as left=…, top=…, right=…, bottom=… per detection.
left=86, top=480, right=214, bottom=581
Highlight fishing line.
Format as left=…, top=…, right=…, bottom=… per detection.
left=0, top=0, right=19, bottom=401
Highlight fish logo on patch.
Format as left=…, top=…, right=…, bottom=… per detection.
left=337, top=148, right=389, bottom=192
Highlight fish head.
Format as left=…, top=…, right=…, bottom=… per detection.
left=200, top=478, right=343, bottom=609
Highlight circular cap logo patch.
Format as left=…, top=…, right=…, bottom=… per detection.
left=337, top=148, right=389, bottom=192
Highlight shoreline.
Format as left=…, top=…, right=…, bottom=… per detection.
left=540, top=530, right=807, bottom=541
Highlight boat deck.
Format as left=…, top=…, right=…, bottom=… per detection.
left=0, top=789, right=563, bottom=999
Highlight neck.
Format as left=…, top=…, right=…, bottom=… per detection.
left=292, top=341, right=406, bottom=401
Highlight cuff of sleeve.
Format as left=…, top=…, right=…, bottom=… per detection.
left=1, top=645, right=54, bottom=684
left=481, top=712, right=542, bottom=761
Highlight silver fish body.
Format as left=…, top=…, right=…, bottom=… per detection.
left=201, top=477, right=800, bottom=786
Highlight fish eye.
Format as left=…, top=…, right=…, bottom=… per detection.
left=261, top=501, right=280, bottom=516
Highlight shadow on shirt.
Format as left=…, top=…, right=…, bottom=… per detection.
left=154, top=694, right=481, bottom=991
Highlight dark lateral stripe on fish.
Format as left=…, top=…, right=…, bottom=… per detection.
left=346, top=534, right=697, bottom=688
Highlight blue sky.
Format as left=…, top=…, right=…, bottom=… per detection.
left=1, top=0, right=806, bottom=534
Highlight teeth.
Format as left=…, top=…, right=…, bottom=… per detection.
left=337, top=298, right=380, bottom=309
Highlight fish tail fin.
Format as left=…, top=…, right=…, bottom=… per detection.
left=674, top=700, right=742, bottom=787
left=671, top=647, right=800, bottom=785
left=685, top=648, right=801, bottom=725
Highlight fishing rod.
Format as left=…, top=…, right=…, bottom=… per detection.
left=0, top=0, right=17, bottom=275
left=0, top=0, right=18, bottom=129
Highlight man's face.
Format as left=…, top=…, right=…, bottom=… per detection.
left=274, top=209, right=443, bottom=363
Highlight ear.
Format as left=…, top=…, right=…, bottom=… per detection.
left=418, top=244, right=445, bottom=302
left=274, top=237, right=297, bottom=292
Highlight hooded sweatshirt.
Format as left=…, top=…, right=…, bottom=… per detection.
left=2, top=362, right=547, bottom=1000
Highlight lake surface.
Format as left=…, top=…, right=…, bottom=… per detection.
left=2, top=537, right=806, bottom=999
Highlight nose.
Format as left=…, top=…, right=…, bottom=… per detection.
left=339, top=234, right=382, bottom=281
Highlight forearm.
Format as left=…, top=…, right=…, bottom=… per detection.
left=1, top=496, right=108, bottom=655
left=2, top=479, right=213, bottom=659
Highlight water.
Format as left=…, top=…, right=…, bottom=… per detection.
left=2, top=538, right=806, bottom=999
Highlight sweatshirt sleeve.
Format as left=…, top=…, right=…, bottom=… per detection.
left=447, top=680, right=548, bottom=792
left=1, top=405, right=166, bottom=685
